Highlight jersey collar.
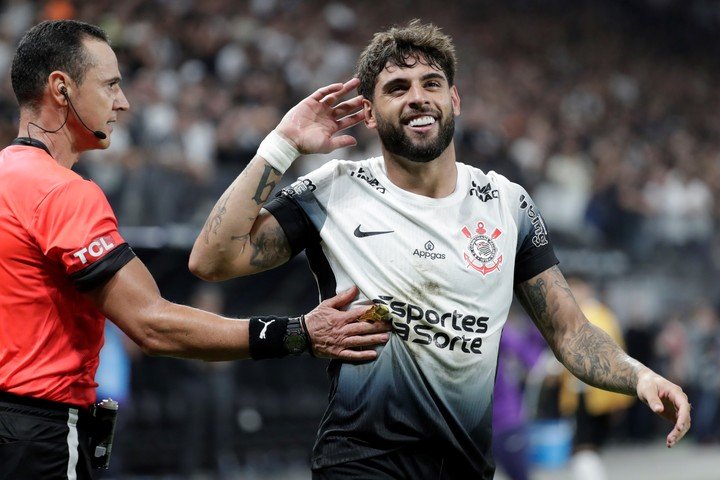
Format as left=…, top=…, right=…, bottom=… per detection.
left=12, top=137, right=52, bottom=157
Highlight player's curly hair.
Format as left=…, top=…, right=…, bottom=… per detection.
left=356, top=19, right=457, bottom=100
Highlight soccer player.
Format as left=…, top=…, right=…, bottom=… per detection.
left=191, top=19, right=691, bottom=479
left=0, top=20, right=390, bottom=480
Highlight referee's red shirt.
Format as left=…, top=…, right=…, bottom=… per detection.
left=0, top=144, right=132, bottom=407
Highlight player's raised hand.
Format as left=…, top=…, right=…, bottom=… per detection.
left=276, top=78, right=365, bottom=155
left=304, top=286, right=392, bottom=361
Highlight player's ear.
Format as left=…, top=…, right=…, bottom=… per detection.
left=363, top=98, right=376, bottom=129
left=451, top=85, right=461, bottom=117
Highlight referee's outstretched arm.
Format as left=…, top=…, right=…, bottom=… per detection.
left=89, top=258, right=389, bottom=361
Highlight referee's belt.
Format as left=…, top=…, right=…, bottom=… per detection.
left=0, top=390, right=93, bottom=419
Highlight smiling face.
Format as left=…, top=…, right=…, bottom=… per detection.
left=364, top=55, right=460, bottom=163
left=64, top=38, right=129, bottom=149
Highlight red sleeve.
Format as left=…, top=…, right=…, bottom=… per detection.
left=29, top=178, right=127, bottom=276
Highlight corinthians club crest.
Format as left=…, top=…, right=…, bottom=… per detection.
left=461, top=221, right=503, bottom=275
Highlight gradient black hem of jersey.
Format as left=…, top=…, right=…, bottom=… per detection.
left=265, top=195, right=319, bottom=258
left=70, top=243, right=136, bottom=291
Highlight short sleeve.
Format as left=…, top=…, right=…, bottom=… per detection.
left=264, top=160, right=341, bottom=257
left=30, top=179, right=135, bottom=290
left=513, top=187, right=559, bottom=284
left=264, top=194, right=318, bottom=257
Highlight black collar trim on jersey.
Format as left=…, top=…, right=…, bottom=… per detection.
left=11, top=137, right=52, bottom=157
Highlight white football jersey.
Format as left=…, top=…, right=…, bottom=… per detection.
left=265, top=156, right=557, bottom=477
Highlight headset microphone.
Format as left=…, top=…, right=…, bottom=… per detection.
left=60, top=86, right=107, bottom=140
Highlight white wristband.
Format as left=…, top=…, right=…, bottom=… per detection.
left=256, top=130, right=301, bottom=174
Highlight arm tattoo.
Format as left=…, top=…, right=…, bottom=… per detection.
left=517, top=276, right=548, bottom=321
left=249, top=224, right=290, bottom=269
left=203, top=186, right=235, bottom=244
left=515, top=266, right=571, bottom=344
left=516, top=266, right=639, bottom=395
left=563, top=323, right=639, bottom=394
left=252, top=164, right=280, bottom=205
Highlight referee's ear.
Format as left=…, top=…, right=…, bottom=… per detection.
left=48, top=71, right=71, bottom=106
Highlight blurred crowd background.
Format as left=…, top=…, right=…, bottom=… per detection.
left=1, top=0, right=719, bottom=478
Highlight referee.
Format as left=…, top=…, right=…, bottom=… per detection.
left=0, top=20, right=390, bottom=480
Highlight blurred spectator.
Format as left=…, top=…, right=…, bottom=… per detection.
left=560, top=277, right=634, bottom=480
left=177, top=283, right=240, bottom=478
left=623, top=309, right=661, bottom=441
left=686, top=301, right=720, bottom=444
left=655, top=314, right=690, bottom=389
left=493, top=307, right=548, bottom=480
left=95, top=322, right=140, bottom=479
left=534, top=135, right=594, bottom=239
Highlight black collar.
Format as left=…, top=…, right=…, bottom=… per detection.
left=12, top=137, right=52, bottom=157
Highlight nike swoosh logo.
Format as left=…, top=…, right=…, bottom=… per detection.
left=354, top=225, right=394, bottom=238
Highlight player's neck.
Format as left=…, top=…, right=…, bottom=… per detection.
left=383, top=145, right=458, bottom=198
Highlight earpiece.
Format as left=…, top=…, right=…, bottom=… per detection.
left=29, top=83, right=107, bottom=140
left=60, top=85, right=107, bottom=140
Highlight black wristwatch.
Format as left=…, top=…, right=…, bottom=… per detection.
left=283, top=316, right=308, bottom=355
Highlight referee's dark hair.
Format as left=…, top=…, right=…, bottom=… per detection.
left=11, top=20, right=109, bottom=111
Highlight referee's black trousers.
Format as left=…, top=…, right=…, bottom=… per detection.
left=0, top=391, right=94, bottom=480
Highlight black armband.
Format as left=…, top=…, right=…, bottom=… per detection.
left=249, top=315, right=309, bottom=359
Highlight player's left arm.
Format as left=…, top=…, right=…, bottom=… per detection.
left=515, top=265, right=691, bottom=447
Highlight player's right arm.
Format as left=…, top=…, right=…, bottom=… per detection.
left=189, top=79, right=364, bottom=281
left=189, top=158, right=290, bottom=280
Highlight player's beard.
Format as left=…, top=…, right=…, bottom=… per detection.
left=375, top=110, right=455, bottom=163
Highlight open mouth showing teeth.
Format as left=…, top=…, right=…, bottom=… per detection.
left=407, top=116, right=436, bottom=127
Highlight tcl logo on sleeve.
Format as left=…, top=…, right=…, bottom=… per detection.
left=72, top=235, right=116, bottom=265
